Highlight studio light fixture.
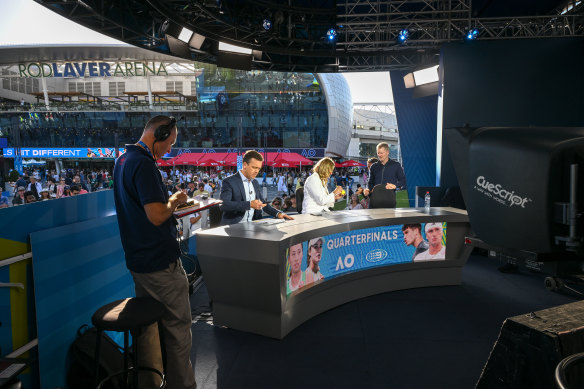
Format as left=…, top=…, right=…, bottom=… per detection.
left=326, top=28, right=337, bottom=41
left=413, top=65, right=439, bottom=85
left=465, top=28, right=479, bottom=41
left=263, top=18, right=272, bottom=31
left=178, top=27, right=194, bottom=43
left=404, top=65, right=439, bottom=88
left=397, top=29, right=409, bottom=44
left=218, top=41, right=253, bottom=55
left=189, top=33, right=206, bottom=50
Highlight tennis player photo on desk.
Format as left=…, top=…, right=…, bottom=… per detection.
left=285, top=222, right=448, bottom=297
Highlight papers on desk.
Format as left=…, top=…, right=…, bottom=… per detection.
left=254, top=218, right=286, bottom=226
left=332, top=210, right=361, bottom=216
left=173, top=200, right=201, bottom=218
left=173, top=198, right=223, bottom=218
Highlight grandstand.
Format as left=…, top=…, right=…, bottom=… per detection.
left=0, top=46, right=355, bottom=174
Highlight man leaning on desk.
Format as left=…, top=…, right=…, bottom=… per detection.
left=220, top=150, right=294, bottom=225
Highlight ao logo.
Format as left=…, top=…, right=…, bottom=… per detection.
left=365, top=249, right=388, bottom=263
left=177, top=149, right=187, bottom=155
left=301, top=149, right=317, bottom=158
left=335, top=254, right=355, bottom=271
left=205, top=149, right=216, bottom=153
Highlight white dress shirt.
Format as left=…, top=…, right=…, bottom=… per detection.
left=238, top=170, right=256, bottom=223
left=302, top=173, right=335, bottom=214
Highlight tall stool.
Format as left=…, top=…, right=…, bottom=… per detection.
left=92, top=297, right=167, bottom=389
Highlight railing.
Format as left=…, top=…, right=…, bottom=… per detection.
left=555, top=352, right=584, bottom=389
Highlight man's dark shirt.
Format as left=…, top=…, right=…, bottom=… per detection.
left=367, top=159, right=406, bottom=191
left=412, top=240, right=429, bottom=261
left=12, top=195, right=24, bottom=205
left=113, top=145, right=180, bottom=273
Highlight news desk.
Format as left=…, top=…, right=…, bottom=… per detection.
left=196, top=207, right=471, bottom=339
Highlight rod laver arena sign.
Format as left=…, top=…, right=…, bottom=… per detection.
left=473, top=175, right=531, bottom=208
left=17, top=61, right=173, bottom=78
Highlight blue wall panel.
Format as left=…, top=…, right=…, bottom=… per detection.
left=0, top=190, right=116, bottom=244
left=0, top=266, right=11, bottom=351
left=0, top=190, right=117, bottom=380
left=30, top=215, right=133, bottom=389
left=390, top=71, right=438, bottom=205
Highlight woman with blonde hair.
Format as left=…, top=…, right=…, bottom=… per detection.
left=302, top=157, right=343, bottom=214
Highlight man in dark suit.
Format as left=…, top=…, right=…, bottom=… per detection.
left=220, top=150, right=294, bottom=225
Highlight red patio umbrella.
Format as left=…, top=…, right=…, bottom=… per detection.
left=198, top=152, right=229, bottom=166
left=340, top=159, right=366, bottom=167
left=274, top=152, right=314, bottom=166
left=170, top=152, right=204, bottom=165
left=272, top=161, right=299, bottom=168
left=223, top=153, right=238, bottom=166
left=264, top=152, right=280, bottom=165
left=198, top=159, right=220, bottom=167
left=334, top=162, right=343, bottom=168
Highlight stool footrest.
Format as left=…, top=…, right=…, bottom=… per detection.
left=97, top=366, right=165, bottom=389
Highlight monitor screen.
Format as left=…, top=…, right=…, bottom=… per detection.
left=286, top=222, right=448, bottom=296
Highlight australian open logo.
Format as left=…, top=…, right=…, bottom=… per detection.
left=474, top=175, right=531, bottom=208
left=365, top=249, right=388, bottom=263
left=301, top=148, right=317, bottom=158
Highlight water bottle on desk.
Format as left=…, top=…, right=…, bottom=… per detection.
left=424, top=191, right=431, bottom=213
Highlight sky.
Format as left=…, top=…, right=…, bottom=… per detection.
left=0, top=0, right=393, bottom=103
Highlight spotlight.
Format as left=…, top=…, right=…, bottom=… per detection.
left=465, top=28, right=479, bottom=41
left=327, top=28, right=337, bottom=41
left=397, top=29, right=409, bottom=43
left=178, top=27, right=193, bottom=43
left=263, top=18, right=272, bottom=31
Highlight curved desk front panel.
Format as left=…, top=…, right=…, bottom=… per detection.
left=196, top=207, right=471, bottom=339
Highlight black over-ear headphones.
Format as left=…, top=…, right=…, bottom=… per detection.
left=154, top=116, right=177, bottom=142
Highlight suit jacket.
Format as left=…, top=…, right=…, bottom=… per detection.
left=220, top=172, right=280, bottom=225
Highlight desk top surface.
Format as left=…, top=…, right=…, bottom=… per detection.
left=197, top=207, right=468, bottom=242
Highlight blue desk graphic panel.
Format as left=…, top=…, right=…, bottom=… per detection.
left=286, top=222, right=447, bottom=296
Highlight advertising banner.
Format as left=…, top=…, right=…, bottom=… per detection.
left=286, top=222, right=447, bottom=296
left=3, top=148, right=117, bottom=159
left=169, top=147, right=325, bottom=158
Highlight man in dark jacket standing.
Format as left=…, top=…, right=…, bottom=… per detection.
left=364, top=142, right=406, bottom=197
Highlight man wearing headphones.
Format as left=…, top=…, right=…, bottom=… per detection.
left=113, top=115, right=196, bottom=389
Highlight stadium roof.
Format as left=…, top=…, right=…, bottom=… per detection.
left=34, top=0, right=584, bottom=72
left=0, top=44, right=184, bottom=65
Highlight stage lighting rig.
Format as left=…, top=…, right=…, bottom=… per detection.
left=263, top=18, right=272, bottom=31
left=327, top=28, right=337, bottom=41
left=397, top=29, right=409, bottom=44
left=465, top=28, right=479, bottom=41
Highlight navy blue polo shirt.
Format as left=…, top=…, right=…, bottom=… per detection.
left=113, top=145, right=180, bottom=273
